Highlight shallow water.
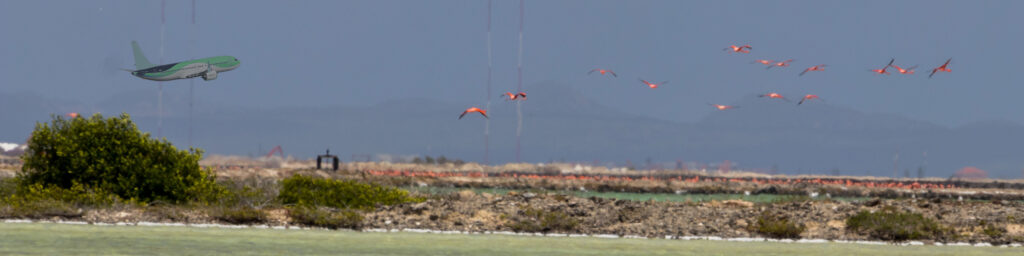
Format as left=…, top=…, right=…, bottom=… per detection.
left=406, top=186, right=870, bottom=203
left=0, top=222, right=1019, bottom=256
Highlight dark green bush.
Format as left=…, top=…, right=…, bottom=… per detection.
left=287, top=206, right=363, bottom=230
left=507, top=207, right=579, bottom=233
left=752, top=213, right=805, bottom=239
left=278, top=174, right=422, bottom=210
left=19, top=113, right=220, bottom=203
left=846, top=207, right=945, bottom=241
left=210, top=206, right=267, bottom=225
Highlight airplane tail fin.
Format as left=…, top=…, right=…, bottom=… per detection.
left=131, top=41, right=155, bottom=70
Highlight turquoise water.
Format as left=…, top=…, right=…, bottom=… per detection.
left=406, top=186, right=867, bottom=203
left=0, top=222, right=1017, bottom=256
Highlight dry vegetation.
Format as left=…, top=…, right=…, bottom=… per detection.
left=4, top=155, right=1024, bottom=244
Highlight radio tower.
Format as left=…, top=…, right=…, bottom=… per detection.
left=158, top=0, right=165, bottom=137
left=189, top=0, right=196, bottom=148
left=483, top=0, right=492, bottom=165
left=893, top=152, right=900, bottom=179
left=515, top=0, right=524, bottom=162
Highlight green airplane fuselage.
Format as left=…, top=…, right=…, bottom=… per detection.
left=128, top=41, right=239, bottom=81
left=131, top=56, right=240, bottom=81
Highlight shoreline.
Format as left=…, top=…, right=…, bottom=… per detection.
left=3, top=219, right=1020, bottom=248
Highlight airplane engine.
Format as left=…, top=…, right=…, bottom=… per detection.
left=202, top=69, right=218, bottom=81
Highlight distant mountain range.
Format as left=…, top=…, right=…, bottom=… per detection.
left=2, top=84, right=1023, bottom=179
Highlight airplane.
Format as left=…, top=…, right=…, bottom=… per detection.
left=125, top=41, right=240, bottom=81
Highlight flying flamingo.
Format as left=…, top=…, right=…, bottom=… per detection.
left=458, top=107, right=488, bottom=119
left=502, top=92, right=527, bottom=101
left=798, top=94, right=821, bottom=105
left=870, top=58, right=895, bottom=75
left=752, top=59, right=774, bottom=67
left=929, top=58, right=952, bottom=78
left=724, top=44, right=752, bottom=53
left=891, top=64, right=917, bottom=74
left=709, top=104, right=738, bottom=110
left=799, top=64, right=827, bottom=76
left=766, top=59, right=794, bottom=69
left=66, top=112, right=80, bottom=118
left=639, top=79, right=668, bottom=89
left=588, top=69, right=618, bottom=77
left=758, top=92, right=790, bottom=102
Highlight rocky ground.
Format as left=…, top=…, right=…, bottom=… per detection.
left=4, top=163, right=1024, bottom=245
left=365, top=190, right=1024, bottom=245
left=18, top=189, right=1020, bottom=245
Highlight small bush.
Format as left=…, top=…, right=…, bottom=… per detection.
left=217, top=178, right=278, bottom=208
left=146, top=205, right=193, bottom=222
left=278, top=174, right=422, bottom=210
left=7, top=182, right=117, bottom=207
left=752, top=213, right=805, bottom=239
left=0, top=178, right=17, bottom=198
left=507, top=207, right=579, bottom=233
left=0, top=198, right=81, bottom=219
left=980, top=221, right=1004, bottom=238
left=771, top=195, right=813, bottom=204
left=19, top=113, right=221, bottom=203
left=0, top=181, right=122, bottom=219
left=211, top=206, right=267, bottom=225
left=287, top=206, right=363, bottom=230
left=846, top=207, right=945, bottom=242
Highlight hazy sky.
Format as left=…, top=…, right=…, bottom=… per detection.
left=2, top=0, right=1022, bottom=127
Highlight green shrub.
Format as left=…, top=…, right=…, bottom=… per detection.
left=982, top=226, right=1004, bottom=238
left=0, top=182, right=116, bottom=218
left=980, top=221, right=1004, bottom=238
left=217, top=178, right=278, bottom=208
left=0, top=198, right=81, bottom=219
left=19, top=113, right=220, bottom=203
left=771, top=195, right=813, bottom=204
left=287, top=206, right=363, bottom=230
left=507, top=207, right=579, bottom=233
left=0, top=178, right=16, bottom=198
left=846, top=207, right=945, bottom=241
left=752, top=213, right=805, bottom=239
left=146, top=205, right=193, bottom=222
left=278, top=174, right=422, bottom=210
left=8, top=182, right=117, bottom=207
left=210, top=206, right=267, bottom=225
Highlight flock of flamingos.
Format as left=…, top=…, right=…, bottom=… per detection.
left=458, top=44, right=953, bottom=118
left=428, top=45, right=959, bottom=190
